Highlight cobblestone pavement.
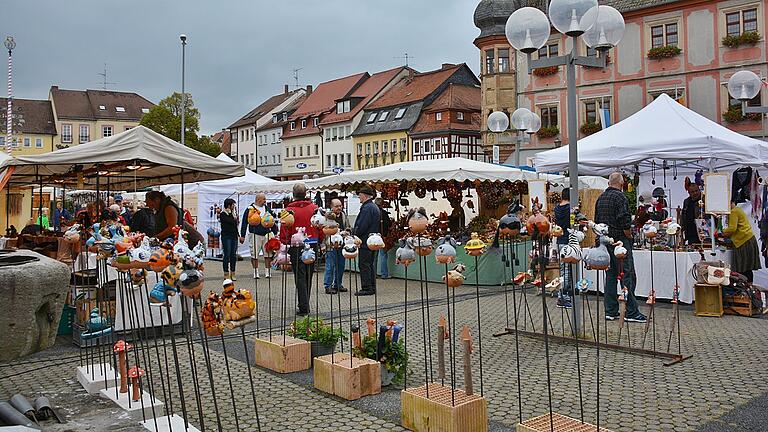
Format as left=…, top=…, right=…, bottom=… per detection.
left=2, top=259, right=767, bottom=431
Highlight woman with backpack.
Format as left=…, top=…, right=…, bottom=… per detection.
left=240, top=193, right=278, bottom=279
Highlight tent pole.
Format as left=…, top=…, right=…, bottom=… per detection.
left=180, top=169, right=184, bottom=215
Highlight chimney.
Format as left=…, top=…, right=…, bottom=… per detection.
left=284, top=84, right=289, bottom=95
left=306, top=85, right=313, bottom=96
left=442, top=63, right=455, bottom=70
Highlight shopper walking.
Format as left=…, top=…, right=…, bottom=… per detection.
left=354, top=185, right=380, bottom=296
left=723, top=199, right=761, bottom=283
left=324, top=198, right=348, bottom=294
left=241, top=193, right=278, bottom=279
left=376, top=198, right=392, bottom=279
left=279, top=183, right=320, bottom=316
left=595, top=172, right=646, bottom=323
left=554, top=188, right=572, bottom=308
left=218, top=198, right=239, bottom=280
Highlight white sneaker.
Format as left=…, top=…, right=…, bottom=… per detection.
left=254, top=269, right=260, bottom=279
left=265, top=270, right=271, bottom=278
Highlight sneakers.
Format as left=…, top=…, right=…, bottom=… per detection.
left=230, top=271, right=237, bottom=281
left=265, top=270, right=271, bottom=278
left=354, top=290, right=375, bottom=296
left=253, top=269, right=260, bottom=279
left=625, top=313, right=648, bottom=323
left=605, top=314, right=620, bottom=321
left=337, top=286, right=348, bottom=292
left=325, top=287, right=338, bottom=294
left=556, top=294, right=572, bottom=309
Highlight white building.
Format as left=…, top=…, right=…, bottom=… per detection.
left=228, top=85, right=306, bottom=172
left=254, top=97, right=304, bottom=179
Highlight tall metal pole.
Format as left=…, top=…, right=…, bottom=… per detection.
left=566, top=37, right=580, bottom=337
left=180, top=34, right=187, bottom=147
left=5, top=36, right=15, bottom=154
left=515, top=131, right=521, bottom=167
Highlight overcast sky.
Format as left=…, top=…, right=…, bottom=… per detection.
left=2, top=1, right=481, bottom=135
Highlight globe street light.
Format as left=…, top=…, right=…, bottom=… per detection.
left=488, top=111, right=510, bottom=133
left=727, top=70, right=768, bottom=137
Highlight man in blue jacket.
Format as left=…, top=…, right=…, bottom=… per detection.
left=240, top=193, right=278, bottom=278
left=354, top=185, right=380, bottom=296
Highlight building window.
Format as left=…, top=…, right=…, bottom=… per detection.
left=327, top=155, right=332, bottom=167
left=79, top=125, right=89, bottom=143
left=61, top=124, right=73, bottom=143
left=345, top=125, right=351, bottom=137
left=400, top=138, right=407, bottom=152
left=286, top=148, right=290, bottom=157
left=373, top=141, right=379, bottom=153
left=116, top=106, right=125, bottom=112
left=395, top=108, right=407, bottom=119
left=333, top=154, right=339, bottom=167
left=23, top=137, right=30, bottom=147
left=325, top=129, right=331, bottom=141
left=102, top=125, right=113, bottom=138
left=357, top=143, right=363, bottom=154
left=35, top=138, right=42, bottom=148
left=651, top=22, right=678, bottom=48
left=413, top=140, right=420, bottom=154
left=383, top=141, right=389, bottom=153
left=498, top=49, right=510, bottom=73
left=539, top=106, right=558, bottom=128
left=301, top=119, right=307, bottom=129
left=290, top=121, right=296, bottom=130
left=367, top=113, right=377, bottom=123
left=336, top=100, right=351, bottom=114
left=538, top=43, right=559, bottom=59
left=332, top=127, right=338, bottom=140
left=726, top=8, right=758, bottom=37
left=485, top=49, right=495, bottom=74
left=346, top=153, right=351, bottom=165
left=457, top=112, right=464, bottom=121
left=313, top=117, right=319, bottom=127
left=272, top=114, right=278, bottom=123
left=299, top=146, right=303, bottom=156
left=366, top=142, right=371, bottom=155
left=436, top=112, right=442, bottom=121
left=378, top=111, right=389, bottom=122
left=583, top=99, right=611, bottom=126
left=272, top=133, right=276, bottom=142
left=293, top=147, right=296, bottom=157
left=314, top=144, right=319, bottom=155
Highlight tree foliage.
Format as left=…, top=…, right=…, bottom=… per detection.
left=140, top=92, right=219, bottom=157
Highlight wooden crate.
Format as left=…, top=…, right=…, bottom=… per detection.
left=253, top=335, right=311, bottom=373
left=694, top=283, right=723, bottom=317
left=723, top=293, right=756, bottom=317
left=75, top=299, right=116, bottom=324
left=401, top=383, right=487, bottom=432
left=517, top=412, right=612, bottom=432
left=313, top=353, right=381, bottom=400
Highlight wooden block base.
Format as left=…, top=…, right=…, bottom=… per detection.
left=253, top=335, right=311, bottom=373
left=517, top=413, right=612, bottom=432
left=401, top=383, right=487, bottom=432
left=313, top=353, right=381, bottom=400
left=141, top=414, right=201, bottom=432
left=76, top=364, right=120, bottom=395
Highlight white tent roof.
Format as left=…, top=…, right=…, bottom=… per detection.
left=293, top=157, right=554, bottom=190
left=162, top=153, right=278, bottom=195
left=6, top=126, right=244, bottom=189
left=534, top=94, right=768, bottom=175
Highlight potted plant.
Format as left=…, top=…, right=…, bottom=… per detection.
left=580, top=122, right=602, bottom=136
left=353, top=333, right=408, bottom=386
left=532, top=66, right=559, bottom=76
left=537, top=125, right=559, bottom=139
left=723, top=31, right=761, bottom=48
left=723, top=104, right=762, bottom=123
left=647, top=45, right=682, bottom=60
left=289, top=315, right=346, bottom=358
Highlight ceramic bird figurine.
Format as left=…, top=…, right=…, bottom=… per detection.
left=435, top=235, right=458, bottom=264
left=342, top=234, right=359, bottom=259
left=583, top=235, right=613, bottom=270
left=128, top=237, right=153, bottom=265
left=329, top=233, right=344, bottom=249
left=81, top=308, right=113, bottom=339
left=642, top=220, right=658, bottom=239
left=588, top=221, right=610, bottom=237
left=161, top=263, right=184, bottom=288
left=464, top=232, right=486, bottom=256
left=559, top=228, right=585, bottom=263
left=407, top=207, right=429, bottom=233
left=526, top=198, right=550, bottom=238
left=408, top=236, right=433, bottom=256
left=179, top=269, right=204, bottom=290
left=322, top=217, right=339, bottom=236
left=551, top=225, right=564, bottom=238
left=366, top=233, right=385, bottom=251
left=149, top=281, right=177, bottom=303
left=291, top=227, right=307, bottom=247
left=301, top=243, right=316, bottom=264
left=498, top=201, right=523, bottom=237
left=261, top=211, right=275, bottom=228
left=613, top=240, right=628, bottom=259
left=666, top=220, right=682, bottom=236
left=173, top=230, right=193, bottom=257
left=395, top=239, right=417, bottom=266
left=63, top=224, right=81, bottom=242
left=275, top=244, right=291, bottom=267
left=443, top=263, right=466, bottom=287
left=310, top=208, right=326, bottom=228
left=148, top=248, right=174, bottom=272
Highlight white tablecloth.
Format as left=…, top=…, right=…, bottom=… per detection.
left=73, top=252, right=118, bottom=284
left=113, top=272, right=186, bottom=331
left=583, top=249, right=732, bottom=304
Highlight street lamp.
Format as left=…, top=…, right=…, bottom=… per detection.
left=487, top=109, right=541, bottom=166
left=727, top=70, right=767, bottom=138
left=505, top=2, right=625, bottom=338
left=180, top=34, right=187, bottom=147
left=4, top=36, right=15, bottom=155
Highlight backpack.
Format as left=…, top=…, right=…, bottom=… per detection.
left=247, top=206, right=261, bottom=226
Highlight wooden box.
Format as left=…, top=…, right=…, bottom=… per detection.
left=253, top=335, right=311, bottom=373
left=517, top=412, right=612, bottom=432
left=723, top=293, right=756, bottom=317
left=76, top=299, right=116, bottom=324
left=694, top=283, right=723, bottom=317
left=313, top=353, right=381, bottom=400
left=401, top=383, right=487, bottom=432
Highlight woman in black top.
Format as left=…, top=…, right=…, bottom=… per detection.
left=218, top=198, right=239, bottom=280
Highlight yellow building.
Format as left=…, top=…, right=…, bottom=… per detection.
left=49, top=86, right=154, bottom=149
left=0, top=98, right=57, bottom=156
left=353, top=131, right=408, bottom=170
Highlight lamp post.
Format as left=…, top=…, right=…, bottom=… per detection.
left=505, top=1, right=625, bottom=338
left=4, top=36, right=15, bottom=155
left=180, top=34, right=187, bottom=147
left=487, top=108, right=541, bottom=167
left=727, top=70, right=768, bottom=138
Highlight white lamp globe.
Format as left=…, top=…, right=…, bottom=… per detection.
left=525, top=113, right=541, bottom=134
left=487, top=111, right=510, bottom=133
left=506, top=7, right=551, bottom=54
left=511, top=108, right=533, bottom=131
left=583, top=6, right=625, bottom=51
left=728, top=70, right=762, bottom=101
left=549, top=0, right=599, bottom=37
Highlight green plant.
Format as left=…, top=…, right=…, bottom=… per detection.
left=353, top=334, right=408, bottom=385
left=532, top=66, right=559, bottom=76
left=647, top=45, right=682, bottom=60
left=288, top=315, right=346, bottom=346
left=580, top=122, right=602, bottom=136
left=723, top=31, right=761, bottom=48
left=723, top=104, right=762, bottom=123
left=537, top=125, right=559, bottom=138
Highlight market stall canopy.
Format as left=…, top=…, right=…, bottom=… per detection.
left=4, top=126, right=244, bottom=189
left=299, top=157, right=554, bottom=190
left=236, top=178, right=303, bottom=194
left=534, top=94, right=768, bottom=175
left=161, top=153, right=280, bottom=195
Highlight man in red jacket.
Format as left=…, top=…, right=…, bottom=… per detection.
left=280, top=183, right=320, bottom=316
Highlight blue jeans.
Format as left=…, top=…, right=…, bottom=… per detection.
left=324, top=249, right=345, bottom=289
left=378, top=249, right=389, bottom=278
left=221, top=236, right=237, bottom=273
left=604, top=238, right=639, bottom=317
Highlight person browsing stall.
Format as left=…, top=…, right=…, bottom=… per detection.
left=354, top=185, right=381, bottom=296
left=723, top=199, right=761, bottom=283
left=241, top=192, right=278, bottom=279
left=681, top=183, right=702, bottom=245
left=324, top=198, right=348, bottom=294
left=145, top=191, right=183, bottom=240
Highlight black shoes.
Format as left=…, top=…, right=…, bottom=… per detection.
left=338, top=286, right=348, bottom=292
left=296, top=308, right=309, bottom=316
left=325, top=288, right=338, bottom=294
left=354, top=290, right=375, bottom=296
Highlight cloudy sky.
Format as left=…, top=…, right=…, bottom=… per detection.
left=3, top=1, right=481, bottom=134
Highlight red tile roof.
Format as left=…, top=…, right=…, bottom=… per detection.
left=255, top=95, right=306, bottom=132
left=0, top=98, right=57, bottom=135
left=410, top=84, right=481, bottom=135
left=283, top=72, right=368, bottom=139
left=228, top=89, right=303, bottom=129
left=365, top=64, right=463, bottom=110
left=49, top=86, right=154, bottom=121
left=320, top=66, right=410, bottom=125
left=210, top=130, right=231, bottom=154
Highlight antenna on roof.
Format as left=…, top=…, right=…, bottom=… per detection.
left=291, top=68, right=304, bottom=90
left=97, top=63, right=117, bottom=90
left=394, top=52, right=415, bottom=67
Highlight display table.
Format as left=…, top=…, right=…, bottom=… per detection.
left=73, top=252, right=118, bottom=284
left=583, top=249, right=732, bottom=304
left=113, top=273, right=186, bottom=331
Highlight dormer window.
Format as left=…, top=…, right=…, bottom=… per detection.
left=367, top=113, right=377, bottom=123
left=378, top=111, right=389, bottom=122
left=457, top=112, right=464, bottom=121
left=395, top=108, right=406, bottom=119
left=116, top=106, right=125, bottom=112
left=336, top=100, right=351, bottom=114
left=282, top=112, right=288, bottom=121
left=99, top=105, right=106, bottom=110
left=290, top=121, right=296, bottom=130
left=272, top=114, right=278, bottom=123
left=301, top=119, right=307, bottom=129
left=313, top=117, right=319, bottom=127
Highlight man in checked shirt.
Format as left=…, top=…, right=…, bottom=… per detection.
left=594, top=172, right=647, bottom=323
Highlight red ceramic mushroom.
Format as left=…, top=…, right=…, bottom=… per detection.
left=127, top=366, right=145, bottom=401
left=113, top=340, right=133, bottom=393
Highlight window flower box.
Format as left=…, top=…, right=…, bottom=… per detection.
left=722, top=31, right=761, bottom=48
left=537, top=125, right=559, bottom=138
left=532, top=66, right=559, bottom=76
left=580, top=122, right=602, bottom=136
left=647, top=45, right=681, bottom=60
left=723, top=105, right=762, bottom=123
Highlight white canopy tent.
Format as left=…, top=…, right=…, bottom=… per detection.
left=534, top=94, right=768, bottom=175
